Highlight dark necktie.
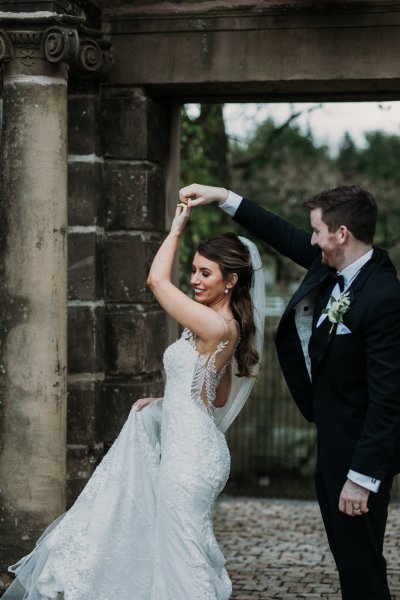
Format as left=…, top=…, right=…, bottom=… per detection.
left=332, top=274, right=345, bottom=293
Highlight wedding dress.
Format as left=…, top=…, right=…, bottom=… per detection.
left=3, top=237, right=264, bottom=600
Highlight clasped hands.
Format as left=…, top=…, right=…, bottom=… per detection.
left=170, top=184, right=228, bottom=234
left=179, top=183, right=229, bottom=208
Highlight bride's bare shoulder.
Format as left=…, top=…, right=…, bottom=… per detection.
left=196, top=317, right=239, bottom=355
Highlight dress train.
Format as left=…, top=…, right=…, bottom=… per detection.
left=3, top=402, right=162, bottom=600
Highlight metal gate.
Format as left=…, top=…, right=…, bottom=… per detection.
left=225, top=315, right=317, bottom=499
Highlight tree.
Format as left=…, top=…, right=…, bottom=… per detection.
left=337, top=131, right=400, bottom=267
left=179, top=104, right=231, bottom=288
left=179, top=104, right=400, bottom=289
left=231, top=118, right=339, bottom=291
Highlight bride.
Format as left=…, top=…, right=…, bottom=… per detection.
left=3, top=203, right=264, bottom=600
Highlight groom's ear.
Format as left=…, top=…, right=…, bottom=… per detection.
left=338, top=225, right=350, bottom=244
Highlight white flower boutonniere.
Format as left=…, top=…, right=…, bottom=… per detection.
left=322, top=291, right=351, bottom=334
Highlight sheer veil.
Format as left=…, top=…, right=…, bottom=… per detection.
left=215, top=236, right=265, bottom=433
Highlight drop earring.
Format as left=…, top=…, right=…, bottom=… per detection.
left=224, top=287, right=229, bottom=294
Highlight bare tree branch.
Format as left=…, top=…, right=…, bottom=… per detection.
left=232, top=104, right=322, bottom=170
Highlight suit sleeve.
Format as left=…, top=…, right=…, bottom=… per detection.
left=233, top=198, right=319, bottom=270
left=350, top=282, right=400, bottom=480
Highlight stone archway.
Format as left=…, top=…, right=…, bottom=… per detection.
left=1, top=0, right=399, bottom=571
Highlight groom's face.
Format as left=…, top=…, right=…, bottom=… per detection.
left=310, top=208, right=344, bottom=269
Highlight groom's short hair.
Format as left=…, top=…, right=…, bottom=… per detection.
left=303, top=185, right=377, bottom=244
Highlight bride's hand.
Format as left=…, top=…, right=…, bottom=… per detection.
left=133, top=397, right=156, bottom=411
left=170, top=203, right=191, bottom=236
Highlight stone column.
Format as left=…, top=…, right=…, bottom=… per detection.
left=0, top=14, right=109, bottom=571
left=0, top=36, right=68, bottom=570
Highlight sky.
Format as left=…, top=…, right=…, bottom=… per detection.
left=187, top=102, right=400, bottom=156
left=223, top=102, right=400, bottom=155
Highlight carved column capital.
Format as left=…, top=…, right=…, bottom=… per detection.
left=0, top=15, right=111, bottom=77
left=0, top=29, right=13, bottom=62
left=41, top=26, right=80, bottom=65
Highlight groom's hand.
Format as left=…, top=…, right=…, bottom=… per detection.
left=179, top=183, right=229, bottom=207
left=339, top=478, right=370, bottom=516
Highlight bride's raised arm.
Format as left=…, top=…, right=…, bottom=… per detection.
left=147, top=204, right=232, bottom=343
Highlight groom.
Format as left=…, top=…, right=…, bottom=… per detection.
left=179, top=183, right=400, bottom=600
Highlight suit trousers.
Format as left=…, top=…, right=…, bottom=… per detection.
left=315, top=466, right=393, bottom=600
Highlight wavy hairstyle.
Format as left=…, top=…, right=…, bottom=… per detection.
left=196, top=233, right=259, bottom=377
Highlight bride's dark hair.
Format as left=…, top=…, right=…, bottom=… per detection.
left=196, top=232, right=259, bottom=377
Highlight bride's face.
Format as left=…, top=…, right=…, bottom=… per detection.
left=191, top=251, right=227, bottom=306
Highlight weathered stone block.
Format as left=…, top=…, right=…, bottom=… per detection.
left=66, top=445, right=102, bottom=508
left=103, top=161, right=165, bottom=231
left=68, top=305, right=105, bottom=373
left=67, top=379, right=101, bottom=445
left=68, top=231, right=103, bottom=301
left=101, top=87, right=169, bottom=163
left=68, top=95, right=100, bottom=156
left=104, top=234, right=160, bottom=302
left=68, top=80, right=101, bottom=96
left=66, top=446, right=94, bottom=482
left=98, top=377, right=164, bottom=444
left=68, top=161, right=102, bottom=226
left=67, top=477, right=87, bottom=509
left=105, top=305, right=166, bottom=375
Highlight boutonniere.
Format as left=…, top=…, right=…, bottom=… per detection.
left=322, top=291, right=351, bottom=334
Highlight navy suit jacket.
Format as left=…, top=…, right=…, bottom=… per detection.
left=234, top=198, right=400, bottom=482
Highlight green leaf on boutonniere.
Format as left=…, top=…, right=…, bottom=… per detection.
left=321, top=291, right=351, bottom=334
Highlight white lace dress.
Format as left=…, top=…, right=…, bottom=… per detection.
left=4, top=328, right=234, bottom=600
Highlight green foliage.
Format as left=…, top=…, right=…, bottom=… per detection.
left=180, top=103, right=400, bottom=289
left=337, top=130, right=400, bottom=265
left=231, top=118, right=340, bottom=289
left=232, top=118, right=335, bottom=225
left=336, top=133, right=360, bottom=180
left=179, top=104, right=231, bottom=289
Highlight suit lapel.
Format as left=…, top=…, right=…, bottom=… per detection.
left=310, top=248, right=382, bottom=376
left=277, top=267, right=334, bottom=379
left=281, top=269, right=333, bottom=321
left=309, top=316, right=336, bottom=375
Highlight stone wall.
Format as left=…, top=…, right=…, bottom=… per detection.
left=66, top=82, right=172, bottom=505
left=104, top=0, right=400, bottom=101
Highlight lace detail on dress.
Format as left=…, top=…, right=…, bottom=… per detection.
left=182, top=328, right=230, bottom=419
left=5, top=328, right=232, bottom=600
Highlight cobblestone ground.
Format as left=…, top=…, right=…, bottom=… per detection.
left=214, top=498, right=400, bottom=600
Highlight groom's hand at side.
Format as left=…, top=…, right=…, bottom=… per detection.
left=339, top=478, right=370, bottom=516
left=179, top=183, right=229, bottom=207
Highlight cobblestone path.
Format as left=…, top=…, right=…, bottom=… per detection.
left=214, top=498, right=400, bottom=600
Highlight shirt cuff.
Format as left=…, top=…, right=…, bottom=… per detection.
left=347, top=469, right=380, bottom=493
left=219, top=190, right=242, bottom=217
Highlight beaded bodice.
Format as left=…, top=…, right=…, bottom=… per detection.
left=163, top=327, right=237, bottom=420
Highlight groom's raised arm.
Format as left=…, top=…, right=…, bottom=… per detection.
left=233, top=196, right=318, bottom=270
left=179, top=183, right=319, bottom=270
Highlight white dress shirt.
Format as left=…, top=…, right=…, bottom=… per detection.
left=220, top=191, right=379, bottom=492
left=219, top=190, right=242, bottom=215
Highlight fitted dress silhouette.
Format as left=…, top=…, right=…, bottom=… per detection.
left=4, top=327, right=237, bottom=600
